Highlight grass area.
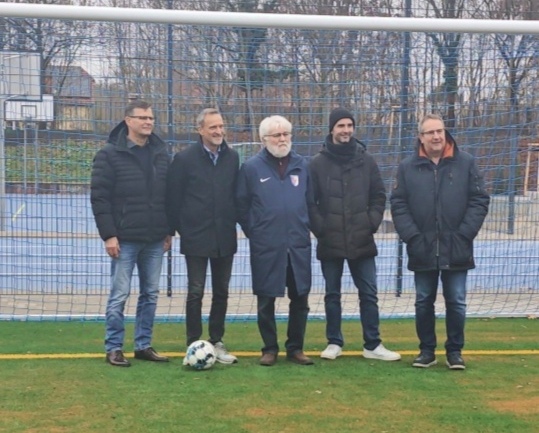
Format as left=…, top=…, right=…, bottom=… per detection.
left=0, top=318, right=538, bottom=433
left=5, top=140, right=100, bottom=183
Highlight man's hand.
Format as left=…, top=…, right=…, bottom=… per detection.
left=163, top=235, right=172, bottom=252
left=105, top=237, right=120, bottom=258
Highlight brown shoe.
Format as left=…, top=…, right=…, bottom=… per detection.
left=259, top=352, right=277, bottom=366
left=134, top=347, right=169, bottom=362
left=287, top=351, right=314, bottom=365
left=106, top=350, right=131, bottom=367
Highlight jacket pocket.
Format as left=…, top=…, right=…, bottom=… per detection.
left=450, top=232, right=473, bottom=267
left=406, top=234, right=431, bottom=269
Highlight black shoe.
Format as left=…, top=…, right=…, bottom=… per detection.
left=134, top=347, right=169, bottom=362
left=446, top=353, right=466, bottom=370
left=412, top=352, right=437, bottom=368
left=106, top=350, right=131, bottom=367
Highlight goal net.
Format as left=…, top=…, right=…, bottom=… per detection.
left=0, top=1, right=538, bottom=321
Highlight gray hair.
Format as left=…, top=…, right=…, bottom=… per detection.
left=196, top=108, right=221, bottom=128
left=418, top=113, right=445, bottom=134
left=259, top=115, right=292, bottom=141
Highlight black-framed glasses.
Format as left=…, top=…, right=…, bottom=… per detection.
left=128, top=115, right=155, bottom=121
left=420, top=128, right=444, bottom=137
left=264, top=132, right=292, bottom=139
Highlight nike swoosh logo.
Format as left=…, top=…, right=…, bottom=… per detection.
left=260, top=177, right=271, bottom=183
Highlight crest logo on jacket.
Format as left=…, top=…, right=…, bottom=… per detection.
left=290, top=175, right=299, bottom=187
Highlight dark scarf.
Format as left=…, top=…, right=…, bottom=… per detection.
left=325, top=140, right=357, bottom=163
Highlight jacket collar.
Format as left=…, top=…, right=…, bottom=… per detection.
left=259, top=148, right=302, bottom=169
left=196, top=135, right=230, bottom=155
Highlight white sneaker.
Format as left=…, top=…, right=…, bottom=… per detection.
left=214, top=342, right=238, bottom=364
left=363, top=344, right=401, bottom=361
left=320, top=344, right=342, bottom=360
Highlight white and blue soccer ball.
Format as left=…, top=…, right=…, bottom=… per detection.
left=185, top=340, right=216, bottom=370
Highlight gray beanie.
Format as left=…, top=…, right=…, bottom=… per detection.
left=329, top=108, right=355, bottom=132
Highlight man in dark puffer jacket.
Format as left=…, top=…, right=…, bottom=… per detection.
left=91, top=100, right=172, bottom=367
left=309, top=108, right=400, bottom=362
left=391, top=113, right=489, bottom=370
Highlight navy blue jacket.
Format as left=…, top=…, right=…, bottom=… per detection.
left=236, top=149, right=312, bottom=297
left=90, top=121, right=171, bottom=243
left=390, top=133, right=490, bottom=271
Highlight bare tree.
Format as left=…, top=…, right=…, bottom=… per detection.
left=480, top=0, right=539, bottom=124
left=422, top=0, right=471, bottom=128
left=283, top=0, right=404, bottom=132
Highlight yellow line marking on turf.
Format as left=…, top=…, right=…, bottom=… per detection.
left=1, top=350, right=538, bottom=360
left=12, top=203, right=25, bottom=221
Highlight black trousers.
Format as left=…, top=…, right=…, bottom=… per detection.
left=185, top=255, right=234, bottom=346
left=256, top=256, right=310, bottom=355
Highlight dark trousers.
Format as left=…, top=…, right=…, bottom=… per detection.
left=256, top=258, right=310, bottom=356
left=185, top=255, right=234, bottom=346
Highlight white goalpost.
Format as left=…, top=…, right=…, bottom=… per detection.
left=1, top=2, right=539, bottom=34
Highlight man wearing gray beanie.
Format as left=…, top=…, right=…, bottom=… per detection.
left=308, top=108, right=401, bottom=362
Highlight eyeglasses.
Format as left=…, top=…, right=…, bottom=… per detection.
left=264, top=132, right=292, bottom=139
left=420, top=129, right=445, bottom=137
left=128, top=115, right=155, bottom=121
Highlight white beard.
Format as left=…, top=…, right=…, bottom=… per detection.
left=266, top=144, right=291, bottom=158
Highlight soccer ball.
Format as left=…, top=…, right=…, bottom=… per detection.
left=185, top=340, right=216, bottom=370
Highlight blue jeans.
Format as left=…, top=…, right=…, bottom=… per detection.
left=105, top=240, right=165, bottom=353
left=184, top=255, right=234, bottom=346
left=414, top=270, right=468, bottom=355
left=321, top=257, right=381, bottom=350
left=257, top=257, right=310, bottom=355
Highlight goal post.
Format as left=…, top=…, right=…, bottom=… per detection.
left=1, top=3, right=539, bottom=35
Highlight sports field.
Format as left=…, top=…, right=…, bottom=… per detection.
left=1, top=318, right=538, bottom=433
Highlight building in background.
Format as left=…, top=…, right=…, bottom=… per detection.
left=45, top=66, right=95, bottom=131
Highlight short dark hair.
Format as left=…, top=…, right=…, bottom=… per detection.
left=125, top=100, right=152, bottom=117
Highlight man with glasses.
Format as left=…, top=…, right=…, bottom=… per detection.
left=309, top=107, right=401, bottom=363
left=91, top=100, right=172, bottom=367
left=166, top=108, right=239, bottom=365
left=390, top=113, right=489, bottom=370
left=236, top=115, right=313, bottom=366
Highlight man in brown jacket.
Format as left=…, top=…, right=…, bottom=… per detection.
left=309, top=108, right=400, bottom=362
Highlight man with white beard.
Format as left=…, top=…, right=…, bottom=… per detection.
left=236, top=115, right=313, bottom=367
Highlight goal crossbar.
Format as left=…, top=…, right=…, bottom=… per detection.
left=0, top=3, right=538, bottom=35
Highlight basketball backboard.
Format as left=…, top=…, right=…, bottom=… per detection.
left=0, top=51, right=41, bottom=101
left=5, top=95, right=54, bottom=122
